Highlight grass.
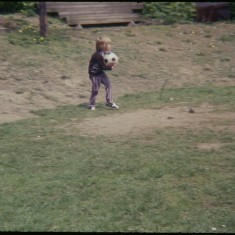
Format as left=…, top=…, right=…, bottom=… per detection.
left=0, top=14, right=235, bottom=232
left=0, top=85, right=235, bottom=232
left=219, top=34, right=235, bottom=42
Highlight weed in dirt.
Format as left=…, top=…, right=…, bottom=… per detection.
left=219, top=34, right=235, bottom=42
left=227, top=73, right=235, bottom=78
left=159, top=47, right=167, bottom=51
left=196, top=52, right=206, bottom=56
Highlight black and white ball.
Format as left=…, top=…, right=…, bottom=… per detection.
left=103, top=52, right=119, bottom=67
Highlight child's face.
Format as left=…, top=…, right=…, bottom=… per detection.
left=104, top=42, right=112, bottom=52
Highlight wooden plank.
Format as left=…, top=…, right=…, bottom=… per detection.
left=67, top=18, right=141, bottom=26
left=67, top=15, right=141, bottom=25
left=57, top=5, right=136, bottom=11
left=58, top=7, right=135, bottom=13
left=47, top=2, right=120, bottom=6
left=67, top=13, right=141, bottom=20
left=47, top=3, right=135, bottom=8
left=46, top=2, right=143, bottom=12
left=59, top=9, right=136, bottom=18
left=46, top=2, right=140, bottom=7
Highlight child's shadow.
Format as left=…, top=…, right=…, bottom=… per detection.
left=77, top=103, right=105, bottom=110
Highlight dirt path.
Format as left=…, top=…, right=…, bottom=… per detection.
left=62, top=103, right=235, bottom=136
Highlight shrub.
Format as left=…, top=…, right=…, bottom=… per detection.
left=0, top=1, right=22, bottom=13
left=142, top=2, right=197, bottom=23
left=229, top=2, right=235, bottom=19
left=0, top=1, right=37, bottom=16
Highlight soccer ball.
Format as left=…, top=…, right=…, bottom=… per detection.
left=103, top=51, right=119, bottom=67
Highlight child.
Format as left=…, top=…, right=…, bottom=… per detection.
left=88, top=36, right=119, bottom=110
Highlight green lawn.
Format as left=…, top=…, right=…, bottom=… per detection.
left=0, top=86, right=234, bottom=232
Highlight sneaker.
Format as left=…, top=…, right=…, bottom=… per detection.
left=106, top=102, right=119, bottom=109
left=88, top=106, right=95, bottom=110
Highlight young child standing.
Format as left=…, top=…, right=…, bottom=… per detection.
left=88, top=36, right=119, bottom=110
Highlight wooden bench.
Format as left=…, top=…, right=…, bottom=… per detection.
left=46, top=2, right=144, bottom=27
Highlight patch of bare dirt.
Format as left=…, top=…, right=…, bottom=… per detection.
left=196, top=142, right=227, bottom=151
left=63, top=103, right=235, bottom=136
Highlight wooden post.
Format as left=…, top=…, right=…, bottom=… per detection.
left=39, top=2, right=47, bottom=37
left=0, top=15, right=7, bottom=33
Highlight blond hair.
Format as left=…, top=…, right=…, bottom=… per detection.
left=96, top=36, right=112, bottom=51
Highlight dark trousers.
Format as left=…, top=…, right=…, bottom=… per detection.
left=89, top=72, right=112, bottom=107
